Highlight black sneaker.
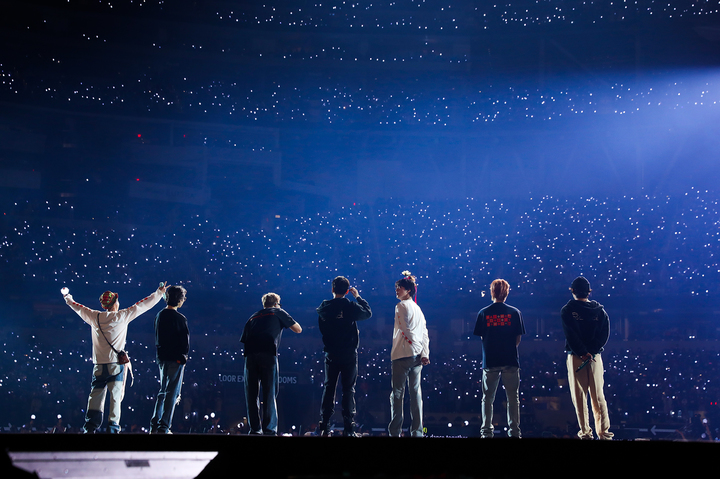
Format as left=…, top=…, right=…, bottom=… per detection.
left=342, top=421, right=360, bottom=437
left=316, top=421, right=331, bottom=437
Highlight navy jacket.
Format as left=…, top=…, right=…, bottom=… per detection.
left=317, top=297, right=372, bottom=355
left=561, top=299, right=610, bottom=356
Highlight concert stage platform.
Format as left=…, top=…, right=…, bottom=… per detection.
left=1, top=434, right=710, bottom=478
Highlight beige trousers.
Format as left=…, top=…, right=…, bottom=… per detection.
left=566, top=353, right=613, bottom=440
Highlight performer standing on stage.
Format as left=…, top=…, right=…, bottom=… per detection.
left=316, top=276, right=372, bottom=436
left=473, top=279, right=525, bottom=438
left=61, top=283, right=166, bottom=433
left=241, top=292, right=302, bottom=435
left=389, top=272, right=430, bottom=437
left=150, top=285, right=189, bottom=434
left=562, top=276, right=613, bottom=440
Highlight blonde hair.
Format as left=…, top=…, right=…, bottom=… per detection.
left=262, top=292, right=281, bottom=308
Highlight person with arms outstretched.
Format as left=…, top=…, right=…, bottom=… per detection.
left=62, top=282, right=166, bottom=433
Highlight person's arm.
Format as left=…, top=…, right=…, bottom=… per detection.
left=240, top=317, right=251, bottom=344
left=62, top=291, right=98, bottom=326
left=597, top=309, right=610, bottom=349
left=349, top=287, right=372, bottom=321
left=177, top=313, right=190, bottom=362
left=395, top=301, right=413, bottom=339
left=172, top=311, right=190, bottom=364
left=473, top=311, right=485, bottom=338
left=182, top=315, right=190, bottom=354
left=561, top=308, right=588, bottom=357
left=421, top=319, right=430, bottom=365
left=278, top=308, right=303, bottom=333
left=122, top=284, right=166, bottom=322
left=516, top=309, right=526, bottom=347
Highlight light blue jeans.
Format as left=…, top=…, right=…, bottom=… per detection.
left=481, top=366, right=521, bottom=438
left=151, top=360, right=185, bottom=433
left=389, top=355, right=424, bottom=437
left=85, top=363, right=125, bottom=434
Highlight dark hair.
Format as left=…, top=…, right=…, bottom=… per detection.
left=332, top=276, right=350, bottom=295
left=571, top=276, right=591, bottom=299
left=165, top=285, right=187, bottom=307
left=395, top=274, right=417, bottom=297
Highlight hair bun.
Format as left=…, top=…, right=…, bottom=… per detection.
left=401, top=271, right=416, bottom=283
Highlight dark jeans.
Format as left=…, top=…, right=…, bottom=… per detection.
left=320, top=351, right=358, bottom=425
left=244, top=352, right=279, bottom=435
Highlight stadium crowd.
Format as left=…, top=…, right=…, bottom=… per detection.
left=1, top=190, right=719, bottom=438
left=3, top=1, right=719, bottom=129
left=1, top=0, right=719, bottom=441
left=3, top=189, right=718, bottom=300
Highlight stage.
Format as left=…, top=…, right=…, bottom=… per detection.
left=1, top=433, right=712, bottom=478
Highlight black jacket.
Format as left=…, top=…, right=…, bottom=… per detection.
left=317, top=297, right=372, bottom=355
left=154, top=308, right=190, bottom=363
left=561, top=299, right=610, bottom=356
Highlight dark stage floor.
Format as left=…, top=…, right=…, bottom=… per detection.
left=1, top=433, right=713, bottom=478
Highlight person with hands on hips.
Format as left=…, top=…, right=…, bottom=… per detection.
left=61, top=282, right=166, bottom=434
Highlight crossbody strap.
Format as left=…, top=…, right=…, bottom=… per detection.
left=96, top=313, right=121, bottom=356
left=95, top=313, right=133, bottom=386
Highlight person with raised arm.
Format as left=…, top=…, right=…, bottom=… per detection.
left=241, top=292, right=302, bottom=435
left=316, top=276, right=372, bottom=436
left=61, top=282, right=167, bottom=434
